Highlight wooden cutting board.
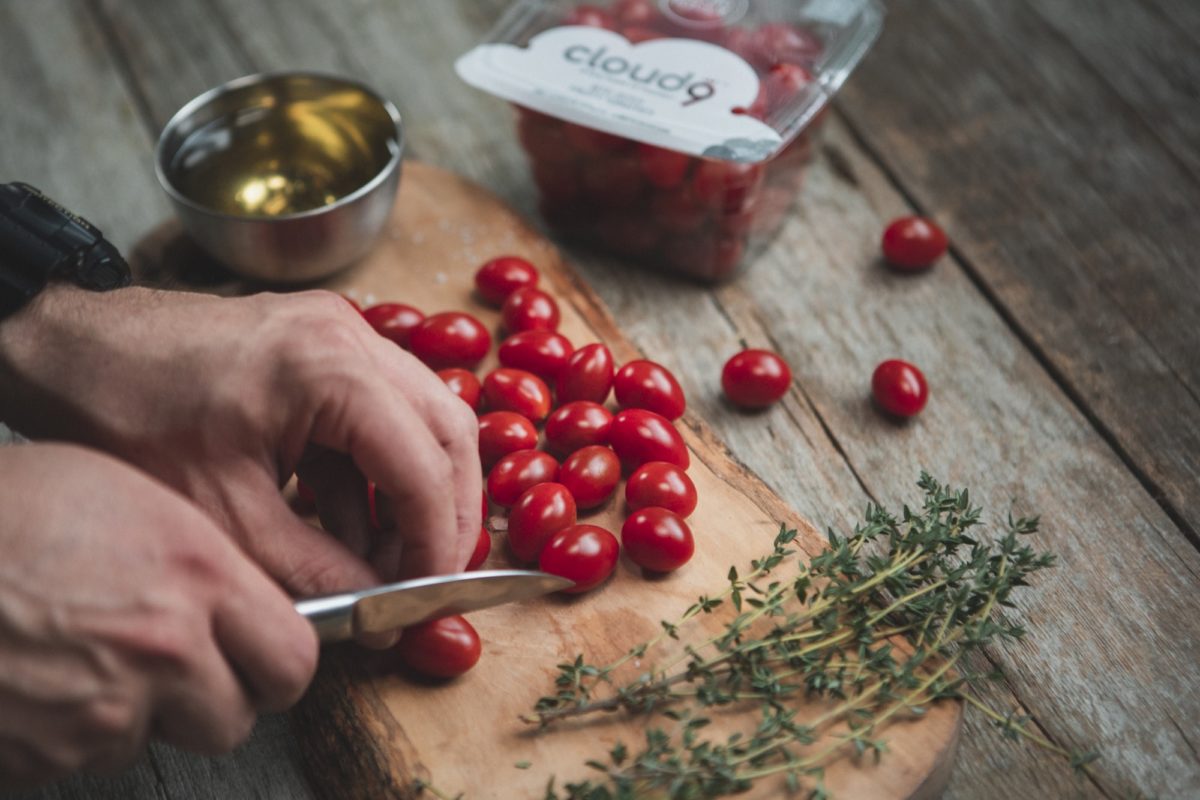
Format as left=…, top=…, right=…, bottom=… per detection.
left=133, top=161, right=961, bottom=800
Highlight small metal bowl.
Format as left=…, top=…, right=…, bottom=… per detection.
left=155, top=72, right=403, bottom=283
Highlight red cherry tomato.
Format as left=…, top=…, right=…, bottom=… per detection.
left=397, top=615, right=481, bottom=679
left=498, top=331, right=574, bottom=380
left=437, top=368, right=482, bottom=411
left=637, top=144, right=691, bottom=190
left=613, top=0, right=660, bottom=26
left=721, top=349, right=792, bottom=409
left=539, top=524, right=620, bottom=594
left=622, top=26, right=666, bottom=43
left=409, top=311, right=492, bottom=370
left=622, top=507, right=694, bottom=572
left=502, top=287, right=561, bottom=333
left=871, top=359, right=929, bottom=418
left=477, top=411, right=539, bottom=470
left=559, top=446, right=621, bottom=509
left=482, top=368, right=552, bottom=422
left=563, top=5, right=616, bottom=29
left=557, top=343, right=614, bottom=404
left=518, top=109, right=576, bottom=167
left=609, top=409, right=689, bottom=472
left=475, top=256, right=539, bottom=306
left=295, top=478, right=316, bottom=512
left=614, top=359, right=686, bottom=421
left=764, top=62, right=812, bottom=112
left=748, top=22, right=824, bottom=70
left=881, top=217, right=948, bottom=270
left=466, top=527, right=491, bottom=570
left=562, top=122, right=629, bottom=155
left=362, top=303, right=425, bottom=349
left=625, top=461, right=697, bottom=517
left=692, top=160, right=764, bottom=213
left=651, top=189, right=708, bottom=234
left=544, top=401, right=614, bottom=456
left=581, top=157, right=644, bottom=209
left=508, top=483, right=578, bottom=563
left=487, top=450, right=559, bottom=508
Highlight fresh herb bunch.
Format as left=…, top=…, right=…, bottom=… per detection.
left=528, top=473, right=1098, bottom=799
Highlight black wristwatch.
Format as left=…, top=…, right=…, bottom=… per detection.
left=0, top=182, right=132, bottom=319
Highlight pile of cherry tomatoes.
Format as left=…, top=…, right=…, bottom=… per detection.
left=324, top=211, right=947, bottom=679
left=516, top=0, right=827, bottom=282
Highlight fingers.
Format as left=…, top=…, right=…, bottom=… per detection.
left=151, top=634, right=257, bottom=755
left=375, top=357, right=482, bottom=573
left=307, top=371, right=462, bottom=580
left=296, top=447, right=373, bottom=559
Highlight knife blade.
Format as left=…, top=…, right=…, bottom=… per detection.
left=293, top=570, right=572, bottom=643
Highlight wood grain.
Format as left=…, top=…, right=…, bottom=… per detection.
left=1, top=0, right=1197, bottom=798
left=837, top=0, right=1200, bottom=546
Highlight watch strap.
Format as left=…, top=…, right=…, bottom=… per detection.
left=0, top=183, right=131, bottom=317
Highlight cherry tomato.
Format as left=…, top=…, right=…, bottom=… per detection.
left=409, top=311, right=492, bottom=370
left=483, top=368, right=552, bottom=422
left=748, top=22, right=824, bottom=70
left=475, top=256, right=539, bottom=306
left=295, top=478, right=316, bottom=512
left=341, top=295, right=363, bottom=314
left=621, top=507, right=694, bottom=573
left=557, top=343, right=614, bottom=404
left=613, top=0, right=660, bottom=26
left=614, top=359, right=686, bottom=421
left=539, top=524, right=620, bottom=594
left=625, top=461, right=697, bottom=517
left=477, top=411, right=539, bottom=470
left=562, top=122, right=629, bottom=155
left=487, top=450, right=559, bottom=508
left=623, top=26, right=665, bottom=43
left=466, top=526, right=491, bottom=570
left=881, top=216, right=948, bottom=270
left=518, top=110, right=576, bottom=167
left=651, top=190, right=708, bottom=234
left=609, top=409, right=689, bottom=472
left=871, top=359, right=928, bottom=418
left=367, top=481, right=381, bottom=529
left=559, top=445, right=621, bottom=509
left=397, top=615, right=481, bottom=679
left=563, top=5, right=616, bottom=29
left=362, top=303, right=425, bottom=349
left=581, top=157, right=644, bottom=209
left=764, top=62, right=812, bottom=112
left=437, top=368, right=482, bottom=411
left=721, top=349, right=792, bottom=409
left=637, top=144, right=691, bottom=190
left=498, top=331, right=574, bottom=380
left=692, top=160, right=764, bottom=213
left=544, top=401, right=614, bottom=456
left=502, top=287, right=561, bottom=333
left=508, top=483, right=578, bottom=563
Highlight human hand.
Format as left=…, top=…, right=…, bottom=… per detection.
left=0, top=444, right=317, bottom=788
left=0, top=286, right=481, bottom=610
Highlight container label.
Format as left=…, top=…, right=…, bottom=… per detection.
left=456, top=26, right=783, bottom=162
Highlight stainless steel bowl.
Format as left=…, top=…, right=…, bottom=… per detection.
left=155, top=72, right=403, bottom=283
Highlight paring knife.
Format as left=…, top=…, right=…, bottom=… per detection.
left=294, top=569, right=572, bottom=643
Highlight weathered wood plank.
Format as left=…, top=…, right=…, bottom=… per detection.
left=836, top=0, right=1200, bottom=544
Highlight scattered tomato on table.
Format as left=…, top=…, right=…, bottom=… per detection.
left=397, top=615, right=482, bottom=679
left=871, top=359, right=929, bottom=418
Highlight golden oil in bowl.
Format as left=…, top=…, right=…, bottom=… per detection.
left=155, top=73, right=403, bottom=282
left=169, top=88, right=395, bottom=218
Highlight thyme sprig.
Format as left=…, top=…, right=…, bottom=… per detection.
left=529, top=473, right=1098, bottom=799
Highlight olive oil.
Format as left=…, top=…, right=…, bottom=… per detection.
left=170, top=89, right=394, bottom=217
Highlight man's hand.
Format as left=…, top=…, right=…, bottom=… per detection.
left=0, top=286, right=482, bottom=608
left=0, top=444, right=317, bottom=788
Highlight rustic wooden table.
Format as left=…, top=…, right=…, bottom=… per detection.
left=2, top=1, right=1197, bottom=798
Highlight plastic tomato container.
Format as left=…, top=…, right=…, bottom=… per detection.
left=458, top=0, right=883, bottom=282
